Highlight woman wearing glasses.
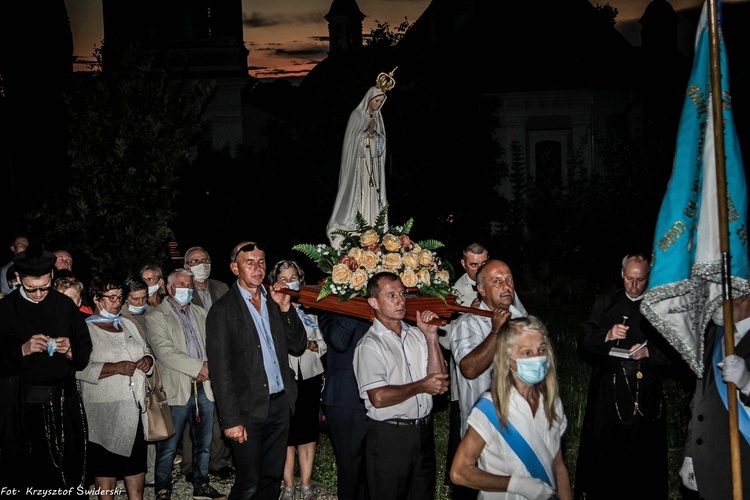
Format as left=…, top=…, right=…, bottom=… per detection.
left=77, top=275, right=155, bottom=499
left=141, top=264, right=167, bottom=308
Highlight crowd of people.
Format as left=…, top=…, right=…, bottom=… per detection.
left=2, top=232, right=750, bottom=500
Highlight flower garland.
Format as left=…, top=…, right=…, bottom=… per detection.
left=293, top=207, right=453, bottom=302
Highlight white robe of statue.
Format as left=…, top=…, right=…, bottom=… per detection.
left=327, top=85, right=389, bottom=250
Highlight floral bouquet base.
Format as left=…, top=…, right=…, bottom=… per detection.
left=293, top=207, right=454, bottom=303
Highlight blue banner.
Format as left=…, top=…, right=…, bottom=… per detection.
left=640, top=1, right=748, bottom=377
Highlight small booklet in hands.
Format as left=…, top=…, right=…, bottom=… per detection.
left=609, top=340, right=648, bottom=359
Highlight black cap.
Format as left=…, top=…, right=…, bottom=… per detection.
left=13, top=244, right=56, bottom=277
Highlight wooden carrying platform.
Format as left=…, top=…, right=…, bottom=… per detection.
left=277, top=285, right=492, bottom=326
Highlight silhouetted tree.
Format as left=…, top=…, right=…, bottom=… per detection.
left=367, top=18, right=413, bottom=48
left=595, top=3, right=618, bottom=27
left=23, top=43, right=211, bottom=278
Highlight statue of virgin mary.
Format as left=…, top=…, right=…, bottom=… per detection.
left=326, top=69, right=396, bottom=249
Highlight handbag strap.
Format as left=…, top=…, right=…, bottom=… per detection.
left=146, top=359, right=163, bottom=391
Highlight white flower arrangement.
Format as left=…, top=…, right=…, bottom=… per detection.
left=293, top=207, right=453, bottom=302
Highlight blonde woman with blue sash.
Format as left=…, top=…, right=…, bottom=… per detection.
left=450, top=316, right=570, bottom=500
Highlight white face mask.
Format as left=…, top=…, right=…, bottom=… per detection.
left=147, top=282, right=161, bottom=297
left=190, top=263, right=211, bottom=282
left=286, top=281, right=301, bottom=291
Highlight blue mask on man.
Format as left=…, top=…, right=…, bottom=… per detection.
left=128, top=303, right=148, bottom=314
left=173, top=287, right=193, bottom=306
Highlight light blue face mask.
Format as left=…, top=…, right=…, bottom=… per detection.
left=286, top=281, right=301, bottom=291
left=173, top=287, right=193, bottom=306
left=512, top=356, right=549, bottom=385
left=100, top=308, right=121, bottom=321
left=128, top=303, right=148, bottom=314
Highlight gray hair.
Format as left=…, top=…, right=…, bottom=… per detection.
left=184, top=246, right=209, bottom=261
left=268, top=260, right=306, bottom=285
left=168, top=268, right=194, bottom=285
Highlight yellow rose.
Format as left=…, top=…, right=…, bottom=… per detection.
left=350, top=268, right=369, bottom=291
left=382, top=234, right=401, bottom=253
left=417, top=268, right=431, bottom=286
left=400, top=269, right=419, bottom=288
left=413, top=244, right=422, bottom=253
left=403, top=251, right=419, bottom=269
left=383, top=252, right=403, bottom=270
left=418, top=249, right=434, bottom=267
left=331, top=263, right=353, bottom=284
left=348, top=247, right=363, bottom=264
left=360, top=229, right=379, bottom=247
left=436, top=269, right=450, bottom=284
left=361, top=251, right=380, bottom=270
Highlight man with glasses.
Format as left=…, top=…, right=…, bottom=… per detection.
left=183, top=246, right=229, bottom=312
left=0, top=244, right=92, bottom=494
left=206, top=241, right=307, bottom=500
left=181, top=246, right=234, bottom=482
left=146, top=268, right=225, bottom=500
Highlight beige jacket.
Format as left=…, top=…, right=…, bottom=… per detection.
left=146, top=298, right=214, bottom=405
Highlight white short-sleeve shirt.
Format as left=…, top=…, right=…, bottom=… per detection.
left=353, top=318, right=433, bottom=421
left=451, top=302, right=526, bottom=436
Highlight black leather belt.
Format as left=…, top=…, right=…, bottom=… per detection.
left=383, top=415, right=432, bottom=427
left=269, top=390, right=285, bottom=400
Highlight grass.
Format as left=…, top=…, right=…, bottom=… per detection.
left=310, top=293, right=694, bottom=499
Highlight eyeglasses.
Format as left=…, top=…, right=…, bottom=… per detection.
left=232, top=243, right=266, bottom=262
left=22, top=284, right=53, bottom=294
left=186, top=258, right=211, bottom=266
left=142, top=276, right=160, bottom=284
left=101, top=294, right=123, bottom=303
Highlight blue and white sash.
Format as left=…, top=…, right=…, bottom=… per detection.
left=712, top=327, right=750, bottom=445
left=475, top=397, right=555, bottom=487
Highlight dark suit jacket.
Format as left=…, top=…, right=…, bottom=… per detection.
left=205, top=282, right=306, bottom=429
left=319, top=312, right=370, bottom=411
left=685, top=322, right=750, bottom=500
left=191, top=278, right=229, bottom=309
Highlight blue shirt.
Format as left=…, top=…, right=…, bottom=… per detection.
left=238, top=285, right=284, bottom=394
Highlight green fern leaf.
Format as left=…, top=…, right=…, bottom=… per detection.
left=354, top=212, right=370, bottom=231
left=419, top=286, right=448, bottom=302
left=292, top=243, right=322, bottom=261
left=401, top=218, right=414, bottom=234
left=318, top=281, right=334, bottom=300
left=374, top=204, right=389, bottom=232
left=417, top=239, right=445, bottom=251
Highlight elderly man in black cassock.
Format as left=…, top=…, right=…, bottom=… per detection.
left=0, top=245, right=92, bottom=496
left=574, top=253, right=675, bottom=500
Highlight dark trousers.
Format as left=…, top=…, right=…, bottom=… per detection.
left=229, top=393, right=290, bottom=500
left=324, top=405, right=369, bottom=500
left=365, top=418, right=436, bottom=500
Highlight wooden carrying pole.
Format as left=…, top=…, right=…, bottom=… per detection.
left=706, top=0, right=742, bottom=497
left=274, top=285, right=492, bottom=326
